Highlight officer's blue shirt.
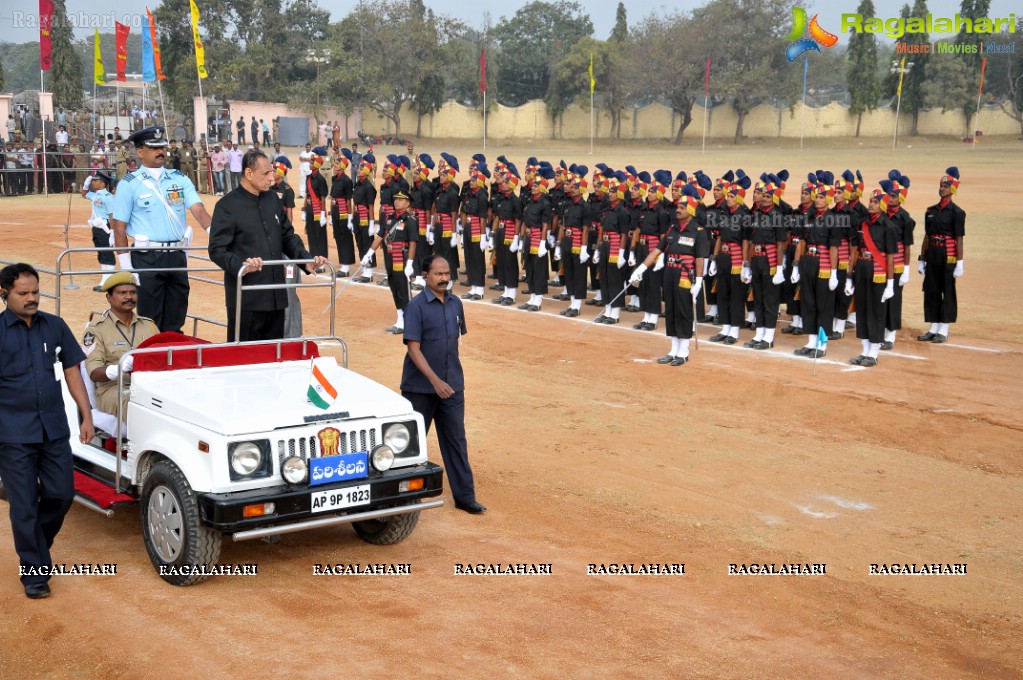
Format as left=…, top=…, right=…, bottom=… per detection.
left=86, top=188, right=115, bottom=222
left=0, top=309, right=85, bottom=443
left=401, top=288, right=467, bottom=394
left=112, top=166, right=201, bottom=242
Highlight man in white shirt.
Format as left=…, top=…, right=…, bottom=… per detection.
left=298, top=143, right=313, bottom=199
left=55, top=126, right=69, bottom=146
left=226, top=142, right=244, bottom=192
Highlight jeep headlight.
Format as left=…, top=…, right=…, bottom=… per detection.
left=371, top=445, right=395, bottom=472
left=281, top=456, right=308, bottom=484
left=383, top=423, right=411, bottom=454
left=229, top=440, right=269, bottom=480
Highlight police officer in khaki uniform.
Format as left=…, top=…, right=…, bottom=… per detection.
left=180, top=140, right=197, bottom=187
left=82, top=272, right=159, bottom=418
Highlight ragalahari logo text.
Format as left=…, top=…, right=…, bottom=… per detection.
left=786, top=7, right=839, bottom=62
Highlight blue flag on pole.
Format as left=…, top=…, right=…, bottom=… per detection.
left=818, top=326, right=828, bottom=349
left=802, top=57, right=809, bottom=100
left=141, top=16, right=156, bottom=82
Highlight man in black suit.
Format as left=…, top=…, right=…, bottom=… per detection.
left=209, top=149, right=327, bottom=341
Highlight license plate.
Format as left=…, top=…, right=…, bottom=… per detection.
left=309, top=452, right=368, bottom=486
left=310, top=485, right=371, bottom=513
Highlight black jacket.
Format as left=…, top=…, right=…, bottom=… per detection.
left=209, top=186, right=312, bottom=312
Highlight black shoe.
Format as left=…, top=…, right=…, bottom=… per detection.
left=917, top=332, right=936, bottom=341
left=931, top=334, right=947, bottom=343
left=459, top=281, right=471, bottom=287
left=564, top=308, right=580, bottom=317
left=500, top=297, right=516, bottom=306
left=845, top=320, right=856, bottom=329
left=743, top=339, right=758, bottom=348
left=554, top=293, right=571, bottom=301
left=722, top=336, right=738, bottom=345
left=622, top=305, right=637, bottom=313
left=744, top=321, right=756, bottom=330
left=489, top=283, right=503, bottom=290
left=526, top=305, right=540, bottom=312
left=670, top=356, right=688, bottom=366
left=753, top=340, right=773, bottom=350
left=517, top=302, right=532, bottom=310
left=411, top=283, right=424, bottom=291
left=600, top=317, right=620, bottom=325
left=828, top=331, right=843, bottom=341
left=849, top=355, right=864, bottom=365
left=585, top=298, right=601, bottom=306
left=709, top=333, right=727, bottom=342
left=488, top=273, right=497, bottom=279
left=462, top=293, right=476, bottom=299
left=92, top=284, right=106, bottom=292
left=594, top=315, right=609, bottom=323
left=698, top=315, right=715, bottom=324
left=810, top=348, right=826, bottom=359
left=384, top=325, right=405, bottom=334
left=491, top=296, right=508, bottom=304
left=794, top=347, right=812, bottom=356
left=337, top=270, right=350, bottom=278
left=470, top=294, right=484, bottom=301
left=656, top=355, right=675, bottom=364
left=548, top=278, right=562, bottom=286
left=455, top=500, right=487, bottom=514
left=880, top=341, right=893, bottom=351
left=860, top=356, right=878, bottom=367
left=519, top=275, right=527, bottom=282
left=459, top=270, right=467, bottom=276
left=351, top=276, right=371, bottom=283
left=24, top=582, right=50, bottom=599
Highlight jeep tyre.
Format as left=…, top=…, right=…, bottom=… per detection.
left=141, top=460, right=222, bottom=585
left=353, top=509, right=420, bottom=545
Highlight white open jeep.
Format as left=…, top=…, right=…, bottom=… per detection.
left=52, top=255, right=445, bottom=585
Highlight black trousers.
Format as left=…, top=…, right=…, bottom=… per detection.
left=853, top=263, right=886, bottom=343
left=385, top=261, right=410, bottom=311
left=305, top=210, right=328, bottom=258
left=132, top=248, right=189, bottom=333
left=227, top=308, right=285, bottom=342
left=635, top=243, right=662, bottom=313
left=750, top=256, right=781, bottom=329
left=597, top=243, right=625, bottom=308
left=834, top=268, right=851, bottom=321
left=432, top=220, right=457, bottom=281
left=886, top=274, right=905, bottom=331
left=715, top=251, right=746, bottom=328
left=663, top=269, right=695, bottom=338
left=331, top=208, right=356, bottom=266
left=561, top=243, right=588, bottom=300
left=402, top=390, right=477, bottom=505
left=0, top=439, right=74, bottom=585
left=922, top=248, right=957, bottom=323
left=463, top=235, right=486, bottom=287
left=798, top=257, right=835, bottom=339
left=91, top=227, right=115, bottom=265
left=355, top=217, right=376, bottom=269
left=783, top=242, right=799, bottom=316
left=498, top=231, right=519, bottom=290
left=414, top=232, right=432, bottom=277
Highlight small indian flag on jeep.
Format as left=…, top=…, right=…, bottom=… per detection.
left=307, top=357, right=339, bottom=409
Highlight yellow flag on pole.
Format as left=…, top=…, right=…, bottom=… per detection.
left=588, top=52, right=595, bottom=94
left=93, top=28, right=104, bottom=86
left=190, top=0, right=208, bottom=79
left=896, top=56, right=906, bottom=97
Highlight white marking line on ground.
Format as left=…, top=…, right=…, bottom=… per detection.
left=942, top=343, right=1005, bottom=354
left=841, top=366, right=868, bottom=372
left=883, top=351, right=927, bottom=361
left=818, top=495, right=872, bottom=511
left=794, top=505, right=836, bottom=519
left=632, top=359, right=654, bottom=364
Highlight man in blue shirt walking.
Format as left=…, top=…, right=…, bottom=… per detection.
left=401, top=254, right=485, bottom=514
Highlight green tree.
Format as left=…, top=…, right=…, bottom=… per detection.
left=611, top=2, right=628, bottom=42
left=882, top=1, right=929, bottom=135
left=0, top=59, right=5, bottom=93
left=995, top=18, right=1023, bottom=138
left=846, top=0, right=881, bottom=137
left=50, top=0, right=83, bottom=110
left=952, top=0, right=991, bottom=132
left=923, top=44, right=976, bottom=136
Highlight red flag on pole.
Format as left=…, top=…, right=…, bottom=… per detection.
left=115, top=22, right=130, bottom=83
left=147, top=7, right=166, bottom=81
left=704, top=57, right=711, bottom=98
left=480, top=48, right=486, bottom=93
left=978, top=57, right=987, bottom=97
left=39, top=0, right=54, bottom=71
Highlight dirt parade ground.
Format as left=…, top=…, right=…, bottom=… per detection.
left=0, top=138, right=1021, bottom=678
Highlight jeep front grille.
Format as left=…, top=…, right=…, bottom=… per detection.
left=275, top=428, right=378, bottom=467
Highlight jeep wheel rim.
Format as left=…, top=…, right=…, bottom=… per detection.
left=148, top=485, right=184, bottom=562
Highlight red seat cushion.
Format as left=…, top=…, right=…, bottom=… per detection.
left=133, top=333, right=319, bottom=372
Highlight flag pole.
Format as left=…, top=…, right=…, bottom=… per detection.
left=701, top=57, right=710, bottom=155
left=589, top=90, right=594, bottom=155
left=40, top=69, right=48, bottom=196
left=800, top=57, right=808, bottom=152
left=482, top=89, right=486, bottom=151
left=973, top=57, right=986, bottom=150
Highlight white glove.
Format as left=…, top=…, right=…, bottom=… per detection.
left=455, top=218, right=463, bottom=234
left=319, top=211, right=327, bottom=227
left=691, top=276, right=703, bottom=300
left=104, top=364, right=119, bottom=381
left=629, top=263, right=648, bottom=286
left=404, top=261, right=414, bottom=278
left=426, top=229, right=435, bottom=246
left=579, top=248, right=590, bottom=264
left=361, top=251, right=374, bottom=266
left=554, top=245, right=562, bottom=261
left=592, top=247, right=600, bottom=264
left=117, top=252, right=132, bottom=271
left=899, top=268, right=909, bottom=286
left=652, top=254, right=664, bottom=271
left=740, top=265, right=752, bottom=284
left=84, top=175, right=95, bottom=189
left=828, top=270, right=837, bottom=291
left=790, top=265, right=801, bottom=284
left=844, top=279, right=854, bottom=297
left=708, top=260, right=717, bottom=277
left=780, top=257, right=787, bottom=271
left=368, top=219, right=376, bottom=233
left=617, top=249, right=626, bottom=269
left=953, top=260, right=964, bottom=278
left=510, top=236, right=521, bottom=253
left=450, top=233, right=459, bottom=248
left=547, top=234, right=556, bottom=248
left=771, top=268, right=784, bottom=285
left=120, top=354, right=134, bottom=372
left=537, top=239, right=548, bottom=257
left=628, top=252, right=636, bottom=267
left=183, top=226, right=194, bottom=246
left=347, top=216, right=354, bottom=232
left=918, top=260, right=925, bottom=275
left=881, top=279, right=895, bottom=302
left=479, top=236, right=489, bottom=252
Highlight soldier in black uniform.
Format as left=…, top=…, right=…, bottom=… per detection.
left=548, top=164, right=569, bottom=288
left=629, top=186, right=708, bottom=365
left=595, top=171, right=634, bottom=325
left=791, top=176, right=838, bottom=358
left=743, top=175, right=789, bottom=350
left=556, top=168, right=592, bottom=317
left=490, top=170, right=523, bottom=306
left=409, top=154, right=435, bottom=289
left=917, top=167, right=964, bottom=344
left=518, top=164, right=555, bottom=311
left=847, top=188, right=897, bottom=367
left=585, top=165, right=610, bottom=304
left=351, top=153, right=377, bottom=283
left=376, top=155, right=410, bottom=286
left=708, top=171, right=752, bottom=345
left=702, top=170, right=732, bottom=323
left=629, top=176, right=669, bottom=330
left=460, top=164, right=490, bottom=301
left=432, top=153, right=461, bottom=290
left=362, top=190, right=417, bottom=334
left=783, top=174, right=817, bottom=335
left=880, top=172, right=914, bottom=350
left=272, top=161, right=296, bottom=222
left=329, top=149, right=356, bottom=277
left=830, top=170, right=866, bottom=339
left=302, top=154, right=329, bottom=262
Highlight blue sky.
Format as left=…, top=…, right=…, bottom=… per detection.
left=0, top=0, right=1016, bottom=45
